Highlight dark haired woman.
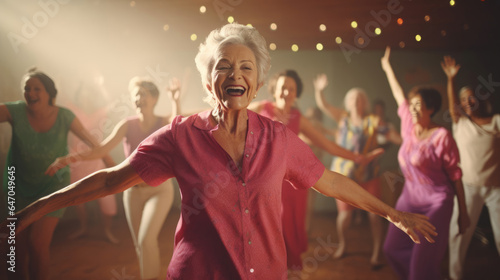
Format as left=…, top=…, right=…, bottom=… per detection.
left=381, top=47, right=469, bottom=280
left=0, top=69, right=113, bottom=280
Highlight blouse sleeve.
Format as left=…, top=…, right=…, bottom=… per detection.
left=434, top=129, right=462, bottom=182
left=397, top=100, right=412, bottom=140
left=284, top=126, right=325, bottom=189
left=128, top=116, right=180, bottom=186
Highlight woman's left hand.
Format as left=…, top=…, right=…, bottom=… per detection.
left=388, top=210, right=438, bottom=244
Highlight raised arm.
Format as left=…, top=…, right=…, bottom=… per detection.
left=16, top=160, right=142, bottom=233
left=314, top=169, right=437, bottom=244
left=441, top=56, right=462, bottom=123
left=381, top=47, right=405, bottom=107
left=166, top=77, right=182, bottom=124
left=300, top=116, right=383, bottom=164
left=45, top=118, right=129, bottom=175
left=313, top=74, right=347, bottom=122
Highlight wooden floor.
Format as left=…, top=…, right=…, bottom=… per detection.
left=45, top=208, right=499, bottom=280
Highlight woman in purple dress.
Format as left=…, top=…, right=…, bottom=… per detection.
left=381, top=47, right=470, bottom=280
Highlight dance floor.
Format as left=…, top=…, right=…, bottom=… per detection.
left=48, top=207, right=499, bottom=280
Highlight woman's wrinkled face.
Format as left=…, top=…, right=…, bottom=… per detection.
left=409, top=94, right=433, bottom=125
left=131, top=86, right=157, bottom=113
left=274, top=76, right=297, bottom=107
left=24, top=77, right=51, bottom=108
left=207, top=44, right=261, bottom=112
left=459, top=88, right=477, bottom=116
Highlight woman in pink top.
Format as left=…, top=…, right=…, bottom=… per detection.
left=7, top=24, right=438, bottom=280
left=381, top=47, right=470, bottom=280
left=46, top=77, right=181, bottom=280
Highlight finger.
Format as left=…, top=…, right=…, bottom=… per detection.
left=406, top=228, right=421, bottom=244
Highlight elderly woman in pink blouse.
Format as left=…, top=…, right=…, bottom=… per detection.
left=4, top=25, right=437, bottom=280
left=381, top=46, right=470, bottom=280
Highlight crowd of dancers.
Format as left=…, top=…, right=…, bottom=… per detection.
left=1, top=23, right=499, bottom=280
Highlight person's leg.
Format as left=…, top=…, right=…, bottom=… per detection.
left=97, top=193, right=119, bottom=243
left=449, top=184, right=483, bottom=280
left=484, top=185, right=500, bottom=255
left=334, top=200, right=353, bottom=259
left=27, top=216, right=59, bottom=280
left=67, top=204, right=88, bottom=240
left=123, top=186, right=146, bottom=270
left=409, top=199, right=453, bottom=280
left=137, top=181, right=174, bottom=280
left=362, top=179, right=384, bottom=267
left=383, top=193, right=413, bottom=279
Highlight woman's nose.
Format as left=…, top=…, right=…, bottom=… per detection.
left=229, top=68, right=241, bottom=79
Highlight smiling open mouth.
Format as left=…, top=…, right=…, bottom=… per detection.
left=225, top=86, right=246, bottom=96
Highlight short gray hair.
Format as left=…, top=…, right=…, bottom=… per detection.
left=195, top=23, right=271, bottom=105
left=344, top=87, right=369, bottom=114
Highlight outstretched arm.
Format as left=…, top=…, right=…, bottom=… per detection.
left=441, top=56, right=462, bottom=123
left=314, top=169, right=437, bottom=244
left=381, top=47, right=405, bottom=107
left=45, top=119, right=128, bottom=175
left=313, top=74, right=347, bottom=122
left=68, top=117, right=116, bottom=167
left=16, top=160, right=142, bottom=233
left=300, top=116, right=383, bottom=164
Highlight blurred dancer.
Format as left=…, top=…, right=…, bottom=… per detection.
left=0, top=68, right=113, bottom=280
left=314, top=73, right=385, bottom=267
left=442, top=56, right=500, bottom=280
left=47, top=77, right=181, bottom=280
left=382, top=47, right=469, bottom=280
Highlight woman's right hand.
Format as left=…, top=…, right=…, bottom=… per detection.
left=441, top=56, right=461, bottom=79
left=313, top=74, right=328, bottom=92
left=44, top=156, right=71, bottom=176
left=357, top=148, right=384, bottom=165
left=381, top=46, right=392, bottom=72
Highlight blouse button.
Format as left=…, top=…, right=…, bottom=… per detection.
left=250, top=268, right=255, bottom=273
left=245, top=208, right=249, bottom=214
left=242, top=182, right=246, bottom=187
left=250, top=131, right=254, bottom=135
left=248, top=240, right=252, bottom=245
left=245, top=154, right=249, bottom=158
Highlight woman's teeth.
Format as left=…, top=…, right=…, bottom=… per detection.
left=225, top=86, right=245, bottom=96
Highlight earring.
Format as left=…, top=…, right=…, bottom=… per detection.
left=253, top=95, right=257, bottom=98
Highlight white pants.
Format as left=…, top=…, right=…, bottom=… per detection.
left=123, top=180, right=174, bottom=280
left=449, top=183, right=500, bottom=279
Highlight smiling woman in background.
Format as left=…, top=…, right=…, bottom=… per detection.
left=0, top=68, right=114, bottom=280
left=3, top=25, right=437, bottom=280
left=381, top=47, right=470, bottom=280
left=441, top=56, right=500, bottom=280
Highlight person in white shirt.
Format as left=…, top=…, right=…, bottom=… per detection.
left=442, top=56, right=500, bottom=280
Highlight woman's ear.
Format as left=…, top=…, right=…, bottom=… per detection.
left=206, top=83, right=213, bottom=94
